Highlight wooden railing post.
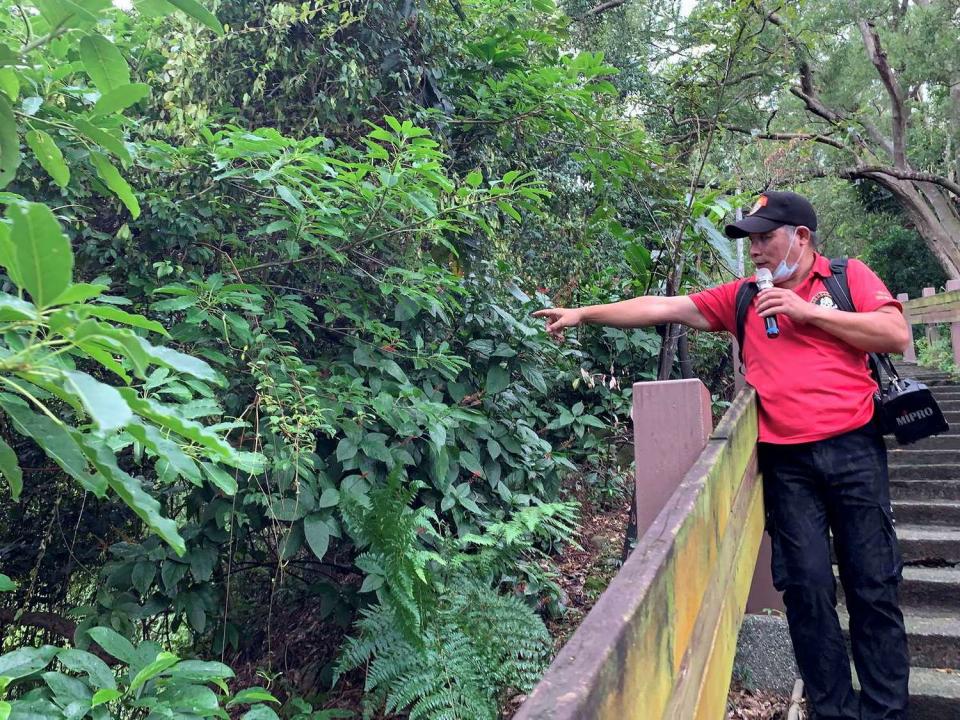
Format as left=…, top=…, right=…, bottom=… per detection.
left=947, top=280, right=960, bottom=366
left=632, top=379, right=712, bottom=540
left=922, top=287, right=940, bottom=347
left=897, top=292, right=916, bottom=363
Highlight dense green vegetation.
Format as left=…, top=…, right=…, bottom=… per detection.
left=0, top=0, right=955, bottom=717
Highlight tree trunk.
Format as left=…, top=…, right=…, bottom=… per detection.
left=869, top=173, right=960, bottom=279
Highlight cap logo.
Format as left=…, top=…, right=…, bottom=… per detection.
left=748, top=195, right=768, bottom=216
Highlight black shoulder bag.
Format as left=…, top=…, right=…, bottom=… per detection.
left=734, top=257, right=949, bottom=445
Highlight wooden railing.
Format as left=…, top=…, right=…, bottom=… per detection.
left=899, top=281, right=960, bottom=365
left=514, top=383, right=771, bottom=720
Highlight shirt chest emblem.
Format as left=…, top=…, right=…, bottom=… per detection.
left=811, top=291, right=837, bottom=309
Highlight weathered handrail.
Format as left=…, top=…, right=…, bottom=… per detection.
left=899, top=281, right=960, bottom=366
left=514, top=385, right=766, bottom=720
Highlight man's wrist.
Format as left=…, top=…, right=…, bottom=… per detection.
left=803, top=303, right=830, bottom=327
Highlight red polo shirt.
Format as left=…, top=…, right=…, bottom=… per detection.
left=690, top=254, right=902, bottom=444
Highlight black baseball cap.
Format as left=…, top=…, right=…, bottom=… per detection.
left=724, top=191, right=818, bottom=238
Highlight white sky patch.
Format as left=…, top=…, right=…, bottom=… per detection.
left=112, top=0, right=134, bottom=11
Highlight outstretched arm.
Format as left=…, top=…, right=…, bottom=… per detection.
left=533, top=295, right=711, bottom=342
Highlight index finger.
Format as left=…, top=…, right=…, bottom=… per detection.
left=531, top=309, right=556, bottom=318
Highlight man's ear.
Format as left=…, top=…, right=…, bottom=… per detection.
left=796, top=225, right=813, bottom=248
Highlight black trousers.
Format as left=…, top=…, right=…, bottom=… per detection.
left=758, top=422, right=910, bottom=720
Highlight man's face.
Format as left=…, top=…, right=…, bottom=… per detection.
left=748, top=225, right=798, bottom=272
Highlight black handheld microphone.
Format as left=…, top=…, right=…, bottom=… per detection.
left=755, top=268, right=780, bottom=339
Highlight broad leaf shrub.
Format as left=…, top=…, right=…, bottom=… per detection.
left=0, top=0, right=691, bottom=717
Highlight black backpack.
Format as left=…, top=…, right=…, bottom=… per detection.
left=733, top=257, right=949, bottom=444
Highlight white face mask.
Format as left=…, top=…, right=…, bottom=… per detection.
left=771, top=227, right=800, bottom=283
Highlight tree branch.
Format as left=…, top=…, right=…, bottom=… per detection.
left=0, top=608, right=77, bottom=639
left=858, top=20, right=909, bottom=167
left=844, top=165, right=960, bottom=197
left=580, top=0, right=627, bottom=17
left=723, top=124, right=850, bottom=151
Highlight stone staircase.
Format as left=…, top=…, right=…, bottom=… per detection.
left=839, top=363, right=960, bottom=718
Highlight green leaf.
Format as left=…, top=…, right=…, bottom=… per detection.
left=131, top=560, right=155, bottom=595
left=6, top=201, right=73, bottom=308
left=78, top=304, right=168, bottom=336
left=189, top=545, right=217, bottom=581
left=78, top=436, right=185, bottom=555
left=0, top=68, right=18, bottom=100
left=459, top=451, right=483, bottom=476
left=0, top=223, right=20, bottom=287
left=90, top=688, right=122, bottom=707
left=497, top=200, right=521, bottom=222
left=71, top=119, right=131, bottom=166
left=43, top=670, right=92, bottom=703
left=79, top=35, right=130, bottom=93
left=93, top=83, right=150, bottom=116
left=0, top=293, right=37, bottom=322
left=117, top=389, right=235, bottom=462
left=359, top=574, right=383, bottom=592
left=167, top=0, right=225, bottom=35
left=317, top=488, right=339, bottom=508
left=485, top=364, right=510, bottom=395
left=0, top=646, right=58, bottom=680
left=86, top=627, right=137, bottom=664
left=275, top=184, right=303, bottom=213
left=64, top=370, right=133, bottom=432
left=242, top=706, right=281, bottom=720
left=0, top=573, right=15, bottom=592
left=134, top=336, right=218, bottom=382
left=58, top=649, right=116, bottom=690
left=694, top=215, right=737, bottom=270
left=90, top=152, right=140, bottom=218
left=0, top=393, right=106, bottom=496
left=50, top=283, right=108, bottom=305
left=0, top=94, right=20, bottom=189
left=304, top=514, right=331, bottom=561
left=129, top=651, right=178, bottom=691
left=0, top=700, right=8, bottom=720
left=227, top=688, right=280, bottom=707
left=166, top=659, right=235, bottom=682
left=200, top=461, right=237, bottom=495
left=25, top=130, right=70, bottom=188
left=0, top=435, right=22, bottom=500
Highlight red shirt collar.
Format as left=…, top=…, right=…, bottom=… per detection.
left=810, top=253, right=832, bottom=279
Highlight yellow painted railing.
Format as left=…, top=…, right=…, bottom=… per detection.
left=514, top=387, right=764, bottom=720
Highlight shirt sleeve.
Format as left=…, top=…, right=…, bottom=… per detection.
left=689, top=279, right=741, bottom=334
left=846, top=259, right=903, bottom=314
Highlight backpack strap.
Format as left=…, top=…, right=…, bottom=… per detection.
left=821, top=257, right=855, bottom=312
left=821, top=256, right=897, bottom=386
left=734, top=279, right=759, bottom=369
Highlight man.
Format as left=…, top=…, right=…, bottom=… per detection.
left=534, top=191, right=912, bottom=720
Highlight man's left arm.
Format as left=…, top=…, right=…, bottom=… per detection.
left=755, top=291, right=911, bottom=354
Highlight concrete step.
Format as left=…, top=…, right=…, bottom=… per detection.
left=887, top=435, right=960, bottom=451
left=840, top=610, right=960, bottom=670
left=891, top=479, right=960, bottom=502
left=854, top=665, right=960, bottom=720
left=926, top=399, right=960, bottom=412
left=893, top=500, right=960, bottom=526
left=899, top=567, right=960, bottom=613
left=898, top=525, right=960, bottom=564
left=887, top=448, right=960, bottom=466
left=889, top=463, right=960, bottom=481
